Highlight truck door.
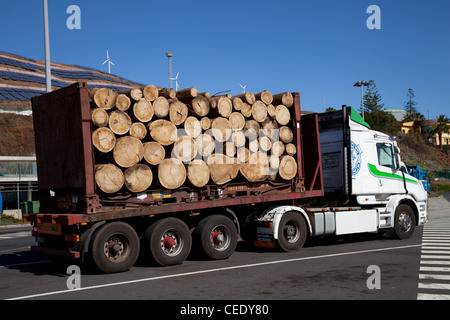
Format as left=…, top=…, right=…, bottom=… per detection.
left=370, top=141, right=405, bottom=195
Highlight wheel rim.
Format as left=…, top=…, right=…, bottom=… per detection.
left=160, top=230, right=184, bottom=256
left=283, top=221, right=300, bottom=243
left=103, top=234, right=130, bottom=263
left=398, top=212, right=413, bottom=232
left=210, top=226, right=230, bottom=251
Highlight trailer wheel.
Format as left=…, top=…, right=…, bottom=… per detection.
left=90, top=221, right=140, bottom=273
left=277, top=211, right=307, bottom=252
left=195, top=215, right=237, bottom=260
left=393, top=204, right=416, bottom=239
left=145, top=218, right=192, bottom=266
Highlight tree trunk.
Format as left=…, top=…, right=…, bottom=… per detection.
left=132, top=98, right=154, bottom=123
left=113, top=136, right=144, bottom=168
left=184, top=116, right=202, bottom=138
left=272, top=92, right=293, bottom=107
left=91, top=108, right=109, bottom=127
left=231, top=130, right=246, bottom=147
left=186, top=95, right=210, bottom=117
left=233, top=92, right=255, bottom=105
left=229, top=112, right=245, bottom=131
left=240, top=102, right=252, bottom=118
left=109, top=110, right=132, bottom=135
left=279, top=126, right=294, bottom=143
left=232, top=97, right=244, bottom=111
left=148, top=119, right=178, bottom=146
left=207, top=154, right=240, bottom=185
left=158, top=87, right=176, bottom=99
left=92, top=127, right=116, bottom=153
left=210, top=96, right=232, bottom=118
left=90, top=87, right=117, bottom=110
left=274, top=104, right=290, bottom=125
left=271, top=141, right=285, bottom=157
left=95, top=163, right=124, bottom=193
left=254, top=90, right=273, bottom=105
left=211, top=117, right=232, bottom=142
left=116, top=94, right=131, bottom=111
left=187, top=159, right=210, bottom=187
left=244, top=120, right=260, bottom=140
left=201, top=117, right=211, bottom=130
left=143, top=141, right=165, bottom=165
left=169, top=101, right=188, bottom=125
left=285, top=143, right=296, bottom=156
left=142, top=84, right=159, bottom=101
left=251, top=100, right=268, bottom=123
left=158, top=158, right=186, bottom=189
left=129, top=122, right=147, bottom=140
left=196, top=133, right=215, bottom=157
left=124, top=164, right=153, bottom=192
left=279, top=155, right=297, bottom=180
left=173, top=136, right=197, bottom=162
left=261, top=118, right=278, bottom=140
left=259, top=136, right=271, bottom=152
left=240, top=151, right=269, bottom=182
left=118, top=87, right=143, bottom=101
left=237, top=147, right=249, bottom=164
left=176, top=87, right=198, bottom=100
left=267, top=104, right=275, bottom=118
left=153, top=96, right=170, bottom=118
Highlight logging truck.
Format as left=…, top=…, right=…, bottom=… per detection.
left=25, top=82, right=427, bottom=273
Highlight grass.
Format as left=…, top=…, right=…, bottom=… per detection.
left=0, top=214, right=23, bottom=225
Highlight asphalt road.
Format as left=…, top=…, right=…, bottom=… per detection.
left=1, top=193, right=449, bottom=304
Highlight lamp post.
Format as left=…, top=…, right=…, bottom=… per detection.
left=166, top=52, right=173, bottom=89
left=43, top=0, right=51, bottom=92
left=353, top=81, right=369, bottom=120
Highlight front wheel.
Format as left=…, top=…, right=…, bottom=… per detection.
left=393, top=204, right=416, bottom=239
left=277, top=212, right=307, bottom=252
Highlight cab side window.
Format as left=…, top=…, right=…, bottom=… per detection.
left=376, top=143, right=394, bottom=168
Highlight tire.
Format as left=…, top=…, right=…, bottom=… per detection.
left=195, top=215, right=238, bottom=260
left=277, top=211, right=307, bottom=252
left=393, top=204, right=416, bottom=239
left=145, top=218, right=192, bottom=266
left=90, top=221, right=140, bottom=273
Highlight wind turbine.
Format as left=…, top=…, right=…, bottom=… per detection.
left=171, top=72, right=180, bottom=91
left=240, top=84, right=246, bottom=93
left=102, top=50, right=115, bottom=74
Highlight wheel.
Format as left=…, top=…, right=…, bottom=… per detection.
left=145, top=218, right=192, bottom=266
left=90, top=221, right=140, bottom=273
left=393, top=204, right=416, bottom=239
left=277, top=211, right=307, bottom=252
left=195, top=215, right=237, bottom=260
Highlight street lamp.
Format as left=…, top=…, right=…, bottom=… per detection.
left=353, top=81, right=369, bottom=120
left=43, top=0, right=51, bottom=92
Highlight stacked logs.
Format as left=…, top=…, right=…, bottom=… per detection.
left=90, top=85, right=297, bottom=193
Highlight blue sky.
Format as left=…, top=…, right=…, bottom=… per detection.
left=1, top=0, right=449, bottom=118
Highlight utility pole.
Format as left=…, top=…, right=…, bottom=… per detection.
left=43, top=0, right=52, bottom=92
left=166, top=52, right=173, bottom=89
left=353, top=81, right=369, bottom=120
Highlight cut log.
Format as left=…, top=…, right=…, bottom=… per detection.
left=254, top=90, right=273, bottom=105
left=109, top=110, right=132, bottom=135
left=176, top=87, right=198, bottom=100
left=229, top=112, right=245, bottom=131
left=187, top=159, right=210, bottom=187
left=271, top=141, right=285, bottom=157
left=211, top=117, right=232, bottom=142
left=285, top=143, right=296, bottom=156
left=92, top=127, right=116, bottom=153
left=95, top=164, right=124, bottom=194
left=267, top=104, right=275, bottom=118
left=169, top=101, right=188, bottom=125
left=244, top=120, right=260, bottom=140
left=116, top=94, right=131, bottom=111
left=279, top=155, right=297, bottom=180
left=236, top=147, right=249, bottom=164
left=158, top=87, right=176, bottom=99
left=272, top=92, right=293, bottom=107
left=249, top=139, right=259, bottom=153
left=240, top=151, right=269, bottom=182
left=142, top=85, right=159, bottom=101
left=143, top=141, right=165, bottom=165
left=196, top=133, right=215, bottom=157
left=158, top=158, right=186, bottom=189
left=259, top=136, right=271, bottom=152
left=90, top=87, right=117, bottom=110
left=225, top=141, right=236, bottom=157
left=148, top=119, right=178, bottom=146
left=252, top=100, right=268, bottom=123
left=261, top=118, right=278, bottom=140
left=124, top=164, right=153, bottom=193
left=184, top=116, right=202, bottom=138
left=275, top=104, right=291, bottom=125
left=279, top=126, right=294, bottom=143
left=210, top=96, right=232, bottom=118
left=232, top=97, right=244, bottom=111
left=240, top=102, right=252, bottom=118
left=269, top=155, right=280, bottom=170
left=173, top=136, right=197, bottom=162
left=153, top=96, right=170, bottom=118
left=233, top=92, right=255, bottom=105
left=113, top=136, right=144, bottom=168
left=207, top=154, right=240, bottom=185
left=198, top=91, right=211, bottom=99
left=187, top=95, right=210, bottom=117
left=231, top=130, right=246, bottom=147
left=91, top=108, right=109, bottom=127
left=201, top=117, right=211, bottom=130
left=133, top=98, right=154, bottom=123
left=129, top=122, right=147, bottom=140
left=118, top=87, right=143, bottom=101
